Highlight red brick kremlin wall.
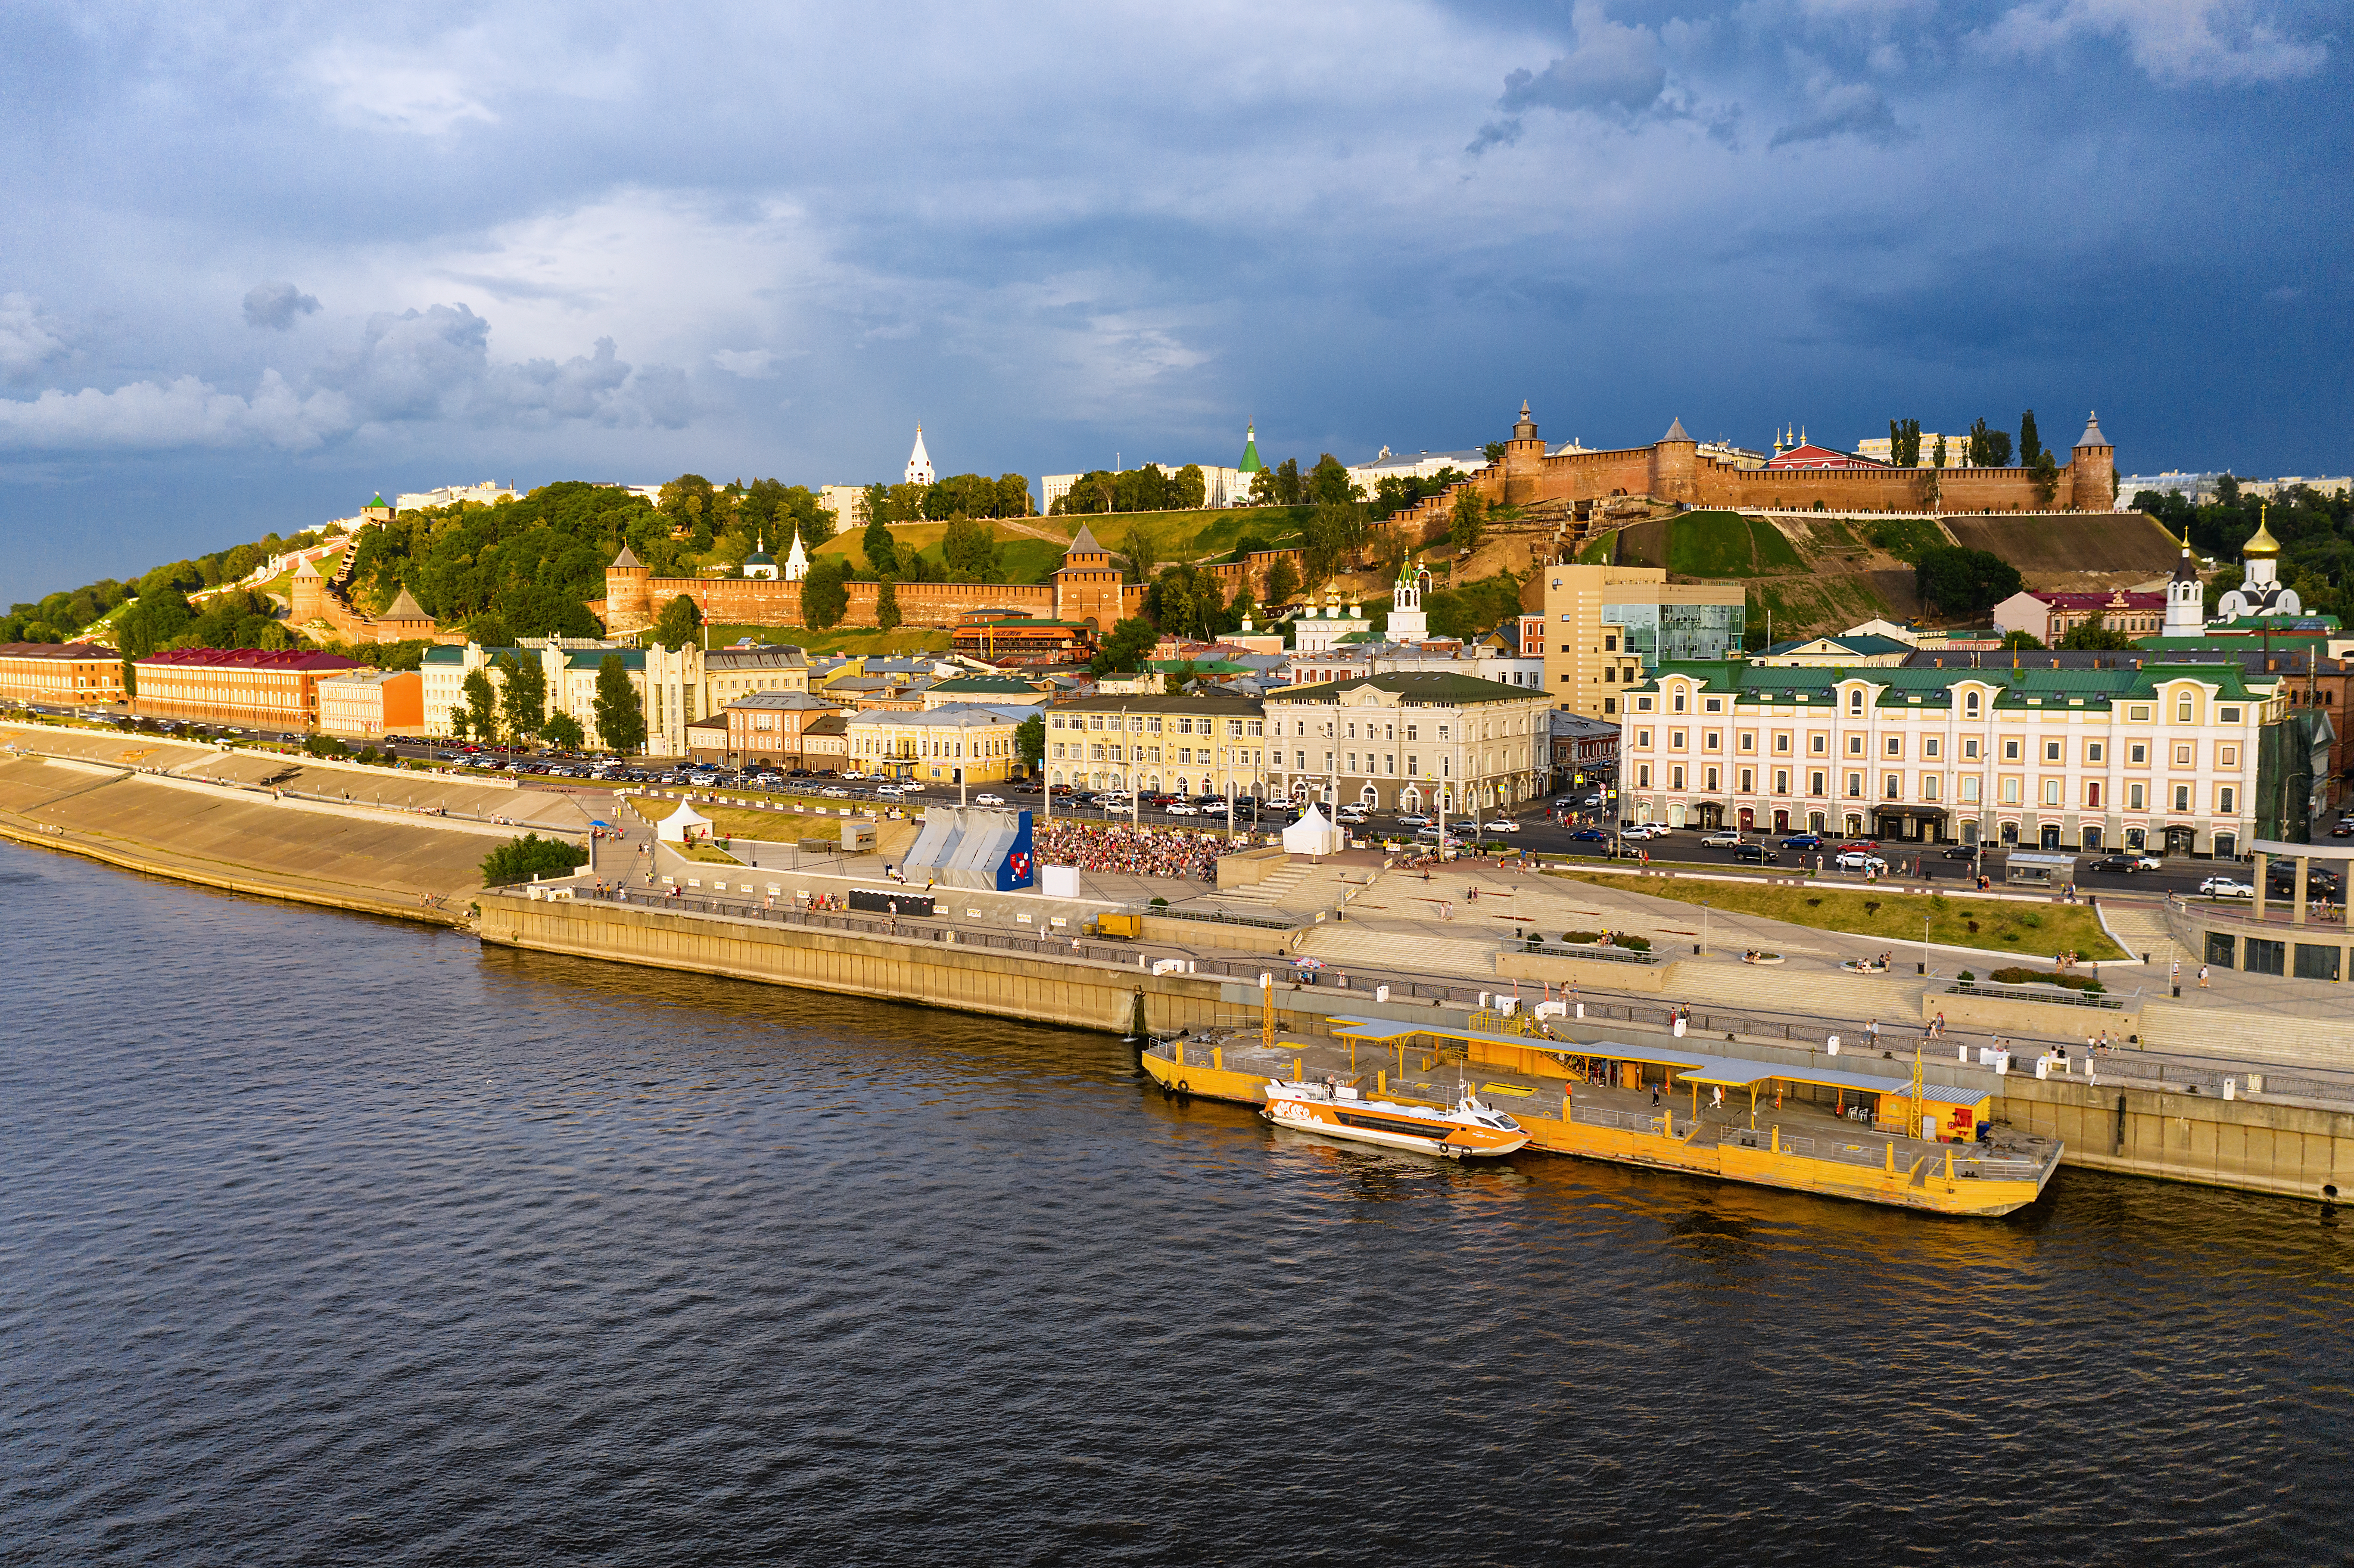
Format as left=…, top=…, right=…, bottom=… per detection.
left=1387, top=412, right=2117, bottom=540
left=598, top=563, right=1146, bottom=633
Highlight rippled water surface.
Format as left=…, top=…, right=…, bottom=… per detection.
left=4, top=840, right=2352, bottom=1565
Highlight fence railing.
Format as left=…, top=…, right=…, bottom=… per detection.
left=1523, top=941, right=1659, bottom=965
left=1139, top=904, right=1301, bottom=931
left=1946, top=980, right=2125, bottom=1010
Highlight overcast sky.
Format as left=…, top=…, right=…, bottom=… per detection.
left=2, top=0, right=2345, bottom=603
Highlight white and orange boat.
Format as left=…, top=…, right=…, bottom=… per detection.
left=1261, top=1079, right=1530, bottom=1159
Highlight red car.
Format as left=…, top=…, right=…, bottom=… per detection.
left=1837, top=839, right=1881, bottom=854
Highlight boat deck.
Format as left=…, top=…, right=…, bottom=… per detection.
left=1148, top=1025, right=2064, bottom=1215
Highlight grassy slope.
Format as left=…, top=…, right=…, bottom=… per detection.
left=1665, top=511, right=1760, bottom=576
left=1549, top=869, right=2127, bottom=961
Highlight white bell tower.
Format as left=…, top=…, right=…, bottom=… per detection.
left=1387, top=562, right=1429, bottom=642
left=2163, top=528, right=2203, bottom=638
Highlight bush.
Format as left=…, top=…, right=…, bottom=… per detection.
left=1989, top=965, right=2103, bottom=994
left=1618, top=935, right=1652, bottom=952
left=1562, top=930, right=1603, bottom=944
left=1958, top=969, right=1975, bottom=983
left=1149, top=896, right=1169, bottom=908
left=480, top=833, right=589, bottom=886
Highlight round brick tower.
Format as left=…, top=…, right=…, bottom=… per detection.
left=605, top=544, right=653, bottom=630
left=1648, top=417, right=1700, bottom=506
left=1501, top=399, right=1547, bottom=506
left=2069, top=411, right=2115, bottom=512
left=289, top=554, right=326, bottom=626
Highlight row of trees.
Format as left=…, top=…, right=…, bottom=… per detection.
left=1049, top=464, right=1206, bottom=516
left=1913, top=544, right=2024, bottom=617
left=863, top=472, right=1034, bottom=525
left=447, top=651, right=645, bottom=755
left=1885, top=411, right=2064, bottom=503
left=857, top=514, right=1005, bottom=583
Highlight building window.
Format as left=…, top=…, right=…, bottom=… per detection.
left=1703, top=731, right=1721, bottom=750
left=1603, top=698, right=1616, bottom=715
left=2173, top=744, right=2193, bottom=766
left=2044, top=740, right=2062, bottom=762
left=2130, top=742, right=2147, bottom=764
left=2219, top=785, right=2236, bottom=814
left=1810, top=734, right=1827, bottom=754
left=1884, top=737, right=1902, bottom=758
left=1774, top=769, right=1789, bottom=793
left=1846, top=735, right=1864, bottom=756
left=1921, top=775, right=1939, bottom=802
left=1705, top=697, right=1723, bottom=713
left=1738, top=732, right=1755, bottom=752
left=2001, top=777, right=2021, bottom=805
left=1738, top=768, right=1753, bottom=791
left=1605, top=635, right=1618, bottom=651
left=1670, top=730, right=1686, bottom=749
left=1883, top=773, right=1899, bottom=799
left=1846, top=772, right=1862, bottom=798
left=1671, top=765, right=1685, bottom=789
left=2220, top=706, right=2241, bottom=724
left=1636, top=697, right=1652, bottom=711
left=1809, top=771, right=1826, bottom=795
left=2129, top=783, right=2145, bottom=810
left=2177, top=696, right=2193, bottom=722
left=1965, top=691, right=1980, bottom=716
left=1924, top=738, right=1939, bottom=759
left=1673, top=692, right=1687, bottom=713
left=1848, top=690, right=1863, bottom=713
left=1960, top=776, right=1979, bottom=804
left=2002, top=739, right=2021, bottom=761
left=2129, top=704, right=2150, bottom=722
left=2219, top=744, right=2238, bottom=768
left=2173, top=784, right=2191, bottom=812
left=1636, top=729, right=1652, bottom=747
left=1704, top=767, right=1720, bottom=790
left=1774, top=733, right=1790, bottom=753
left=2086, top=781, right=2102, bottom=808
left=2042, top=779, right=2062, bottom=806
left=1637, top=764, right=1651, bottom=787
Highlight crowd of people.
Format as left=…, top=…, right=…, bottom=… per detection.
left=1039, top=820, right=1230, bottom=881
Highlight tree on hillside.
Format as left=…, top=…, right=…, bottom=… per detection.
left=1965, top=418, right=2013, bottom=469
left=651, top=593, right=702, bottom=650
left=2056, top=612, right=2134, bottom=650
left=1914, top=545, right=2023, bottom=617
left=1888, top=417, right=1923, bottom=467
left=940, top=515, right=1002, bottom=580
left=1015, top=712, right=1044, bottom=775
left=1262, top=555, right=1301, bottom=608
left=116, top=587, right=193, bottom=656
left=1248, top=467, right=1280, bottom=506
left=1483, top=441, right=1507, bottom=464
left=1449, top=490, right=1488, bottom=556
left=875, top=577, right=902, bottom=631
left=2030, top=448, right=2061, bottom=507
left=1302, top=501, right=1366, bottom=586
left=1274, top=457, right=1304, bottom=506
left=541, top=712, right=585, bottom=752
left=463, top=668, right=501, bottom=746
left=862, top=516, right=899, bottom=578
left=1089, top=616, right=1159, bottom=675
left=480, top=833, right=588, bottom=885
left=498, top=650, right=548, bottom=740
left=1308, top=454, right=1358, bottom=507
left=1147, top=563, right=1230, bottom=641
left=2000, top=629, right=2046, bottom=650
left=1115, top=520, right=1161, bottom=585
left=659, top=474, right=717, bottom=549
left=801, top=557, right=851, bottom=629
left=467, top=612, right=515, bottom=649
left=594, top=654, right=645, bottom=755
left=1172, top=464, right=1207, bottom=510
left=995, top=474, right=1034, bottom=517
left=2018, top=410, right=2043, bottom=470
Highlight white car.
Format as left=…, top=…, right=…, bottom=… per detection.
left=2199, top=876, right=2255, bottom=898
left=875, top=784, right=907, bottom=799
left=1164, top=801, right=1200, bottom=815
left=973, top=792, right=1006, bottom=806
left=2132, top=853, right=2163, bottom=869
left=1624, top=823, right=1670, bottom=839
left=1482, top=819, right=1520, bottom=833
left=1702, top=829, right=1743, bottom=848
left=1395, top=813, right=1433, bottom=828
left=1834, top=850, right=1890, bottom=874
left=819, top=785, right=850, bottom=798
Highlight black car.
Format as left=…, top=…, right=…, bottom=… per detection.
left=2267, top=868, right=2343, bottom=899
left=1941, top=845, right=1979, bottom=860
left=2087, top=854, right=2141, bottom=874
left=1732, top=843, right=1778, bottom=864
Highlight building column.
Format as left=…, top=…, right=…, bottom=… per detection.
left=2253, top=852, right=2268, bottom=919
left=2294, top=856, right=2309, bottom=927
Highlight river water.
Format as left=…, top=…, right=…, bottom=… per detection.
left=4, top=838, right=2351, bottom=1566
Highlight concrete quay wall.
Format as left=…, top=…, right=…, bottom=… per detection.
left=1996, top=1075, right=2351, bottom=1201
left=478, top=897, right=1289, bottom=1039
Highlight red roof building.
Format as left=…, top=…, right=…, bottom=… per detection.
left=133, top=647, right=370, bottom=728
left=0, top=641, right=127, bottom=707
left=1762, top=441, right=1889, bottom=472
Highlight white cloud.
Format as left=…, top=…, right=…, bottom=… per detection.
left=306, top=44, right=500, bottom=134
left=0, top=370, right=350, bottom=452
left=1975, top=0, right=2326, bottom=84
left=243, top=281, right=322, bottom=330
left=0, top=294, right=69, bottom=382
left=710, top=348, right=781, bottom=378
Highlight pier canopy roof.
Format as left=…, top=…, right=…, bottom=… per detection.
left=1330, top=1018, right=1990, bottom=1110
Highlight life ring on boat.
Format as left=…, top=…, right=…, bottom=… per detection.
left=1176, top=1080, right=1191, bottom=1096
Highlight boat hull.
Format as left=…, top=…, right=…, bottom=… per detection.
left=1261, top=1094, right=1530, bottom=1159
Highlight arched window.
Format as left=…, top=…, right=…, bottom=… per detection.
left=1965, top=691, right=1980, bottom=717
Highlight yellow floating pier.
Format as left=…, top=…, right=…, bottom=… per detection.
left=1141, top=1017, right=2060, bottom=1218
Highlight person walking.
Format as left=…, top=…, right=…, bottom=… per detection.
left=1866, top=1017, right=1881, bottom=1050
left=2198, top=963, right=2210, bottom=988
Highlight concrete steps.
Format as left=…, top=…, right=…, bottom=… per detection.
left=2136, top=1000, right=2354, bottom=1071
left=1217, top=864, right=1313, bottom=905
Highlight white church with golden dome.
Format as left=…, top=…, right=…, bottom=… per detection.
left=2213, top=507, right=2300, bottom=621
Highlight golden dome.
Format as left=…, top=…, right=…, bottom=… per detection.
left=2242, top=507, right=2280, bottom=557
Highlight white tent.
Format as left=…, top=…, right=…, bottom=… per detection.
left=1281, top=803, right=1345, bottom=856
left=656, top=800, right=715, bottom=843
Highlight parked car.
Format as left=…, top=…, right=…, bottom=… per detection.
left=1837, top=840, right=1880, bottom=854
left=1568, top=826, right=1610, bottom=842
left=1164, top=801, right=1200, bottom=815
left=819, top=785, right=850, bottom=798
left=2199, top=876, right=2254, bottom=898
left=973, top=792, right=1006, bottom=806
left=1940, top=845, right=1979, bottom=860
left=875, top=785, right=907, bottom=799
left=1779, top=833, right=1824, bottom=850
left=1482, top=818, right=1520, bottom=833
left=1395, top=813, right=1432, bottom=828
left=1732, top=843, right=1779, bottom=864
left=2333, top=822, right=2354, bottom=838
left=1701, top=829, right=1743, bottom=848
left=2087, top=854, right=2142, bottom=875
left=2131, top=853, right=2163, bottom=868
left=1834, top=850, right=1889, bottom=874
left=1625, top=823, right=1671, bottom=839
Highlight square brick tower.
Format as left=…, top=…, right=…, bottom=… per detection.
left=1052, top=523, right=1125, bottom=631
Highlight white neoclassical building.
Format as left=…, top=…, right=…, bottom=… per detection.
left=1620, top=660, right=2289, bottom=858
left=1264, top=670, right=1552, bottom=815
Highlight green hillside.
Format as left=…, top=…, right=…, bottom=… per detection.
left=1662, top=511, right=1806, bottom=576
